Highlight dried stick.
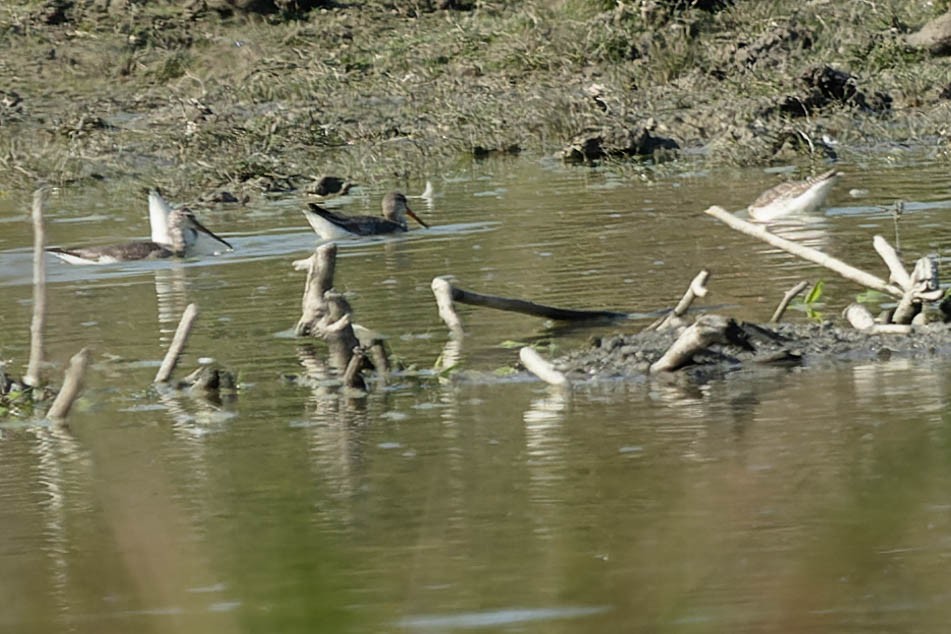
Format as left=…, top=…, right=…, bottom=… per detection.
left=843, top=303, right=876, bottom=331
left=431, top=276, right=464, bottom=335
left=47, top=348, right=91, bottom=421
left=368, top=340, right=390, bottom=383
left=296, top=242, right=337, bottom=336
left=319, top=293, right=361, bottom=372
left=519, top=347, right=568, bottom=386
left=647, top=270, right=709, bottom=331
left=704, top=206, right=904, bottom=299
left=649, top=315, right=733, bottom=374
left=871, top=324, right=914, bottom=335
left=872, top=235, right=911, bottom=290
left=892, top=256, right=942, bottom=325
left=25, top=188, right=48, bottom=388
left=770, top=280, right=810, bottom=323
left=844, top=304, right=914, bottom=334
left=436, top=277, right=629, bottom=322
left=342, top=346, right=367, bottom=392
left=154, top=303, right=198, bottom=383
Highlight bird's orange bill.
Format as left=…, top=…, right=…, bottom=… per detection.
left=406, top=206, right=429, bottom=229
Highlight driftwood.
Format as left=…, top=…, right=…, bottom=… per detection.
left=843, top=303, right=876, bottom=331
left=320, top=292, right=362, bottom=372
left=431, top=276, right=464, bottom=335
left=430, top=275, right=630, bottom=334
left=367, top=340, right=390, bottom=384
left=46, top=348, right=91, bottom=421
left=519, top=347, right=568, bottom=386
left=704, top=206, right=904, bottom=299
left=154, top=304, right=199, bottom=383
left=770, top=280, right=810, bottom=324
left=649, top=315, right=748, bottom=374
left=873, top=235, right=911, bottom=290
left=891, top=255, right=941, bottom=325
left=296, top=243, right=337, bottom=336
left=294, top=243, right=389, bottom=388
left=705, top=206, right=948, bottom=330
left=342, top=346, right=367, bottom=392
left=647, top=270, right=709, bottom=331
left=24, top=188, right=48, bottom=388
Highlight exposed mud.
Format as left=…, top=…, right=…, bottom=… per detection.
left=2, top=1, right=951, bottom=199
left=553, top=320, right=951, bottom=384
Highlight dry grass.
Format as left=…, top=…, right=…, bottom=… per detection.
left=1, top=0, right=950, bottom=192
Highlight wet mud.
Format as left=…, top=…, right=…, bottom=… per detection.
left=554, top=320, right=951, bottom=384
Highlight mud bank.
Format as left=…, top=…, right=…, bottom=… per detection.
left=552, top=320, right=951, bottom=384
left=2, top=1, right=951, bottom=197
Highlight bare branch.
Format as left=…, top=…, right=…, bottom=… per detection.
left=519, top=347, right=568, bottom=386
left=431, top=276, right=464, bottom=336
left=47, top=348, right=91, bottom=422
left=154, top=304, right=199, bottom=383
left=24, top=187, right=49, bottom=388
left=704, top=206, right=904, bottom=298
left=770, top=280, right=810, bottom=323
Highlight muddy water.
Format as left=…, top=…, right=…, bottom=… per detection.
left=2, top=158, right=951, bottom=633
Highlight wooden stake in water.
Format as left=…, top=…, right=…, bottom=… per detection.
left=296, top=242, right=337, bottom=336
left=24, top=187, right=49, bottom=388
left=154, top=304, right=199, bottom=384
left=47, top=348, right=91, bottom=422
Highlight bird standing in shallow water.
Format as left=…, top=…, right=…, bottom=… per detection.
left=48, top=191, right=233, bottom=265
left=303, top=191, right=429, bottom=240
left=748, top=169, right=840, bottom=222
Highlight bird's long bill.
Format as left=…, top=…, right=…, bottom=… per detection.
left=190, top=215, right=234, bottom=250
left=406, top=206, right=429, bottom=229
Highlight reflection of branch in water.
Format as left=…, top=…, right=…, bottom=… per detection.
left=295, top=343, right=372, bottom=528
left=153, top=265, right=189, bottom=345
left=295, top=344, right=369, bottom=405
left=31, top=422, right=84, bottom=625
left=435, top=338, right=463, bottom=378
left=523, top=387, right=568, bottom=536
left=156, top=382, right=233, bottom=433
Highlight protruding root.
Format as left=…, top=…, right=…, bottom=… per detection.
left=155, top=303, right=198, bottom=384
left=431, top=276, right=464, bottom=336
left=296, top=242, right=338, bottom=336
left=342, top=346, right=367, bottom=393
left=649, top=315, right=749, bottom=374
left=891, top=255, right=941, bottom=325
left=647, top=269, right=710, bottom=331
left=519, top=347, right=568, bottom=387
left=47, top=348, right=91, bottom=422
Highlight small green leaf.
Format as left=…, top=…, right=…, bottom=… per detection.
left=804, top=280, right=824, bottom=305
left=856, top=289, right=889, bottom=304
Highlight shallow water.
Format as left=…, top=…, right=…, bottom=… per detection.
left=2, top=157, right=951, bottom=633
